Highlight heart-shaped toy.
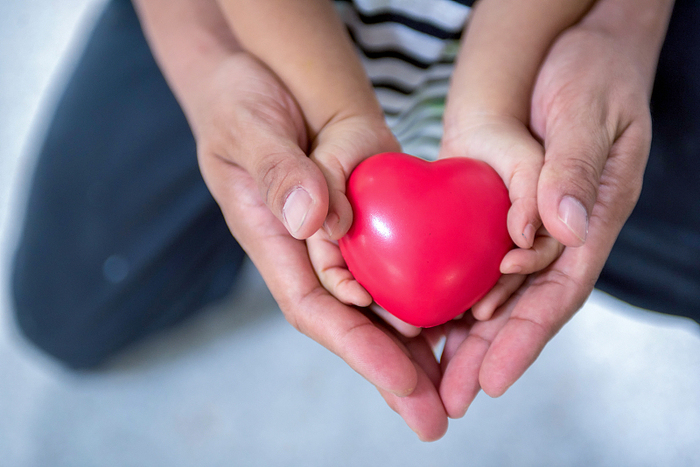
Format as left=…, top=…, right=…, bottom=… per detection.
left=339, top=152, right=513, bottom=327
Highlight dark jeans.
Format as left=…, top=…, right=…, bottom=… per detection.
left=597, top=0, right=700, bottom=323
left=10, top=0, right=245, bottom=369
left=10, top=0, right=699, bottom=369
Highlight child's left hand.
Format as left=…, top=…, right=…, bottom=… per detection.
left=440, top=114, right=564, bottom=320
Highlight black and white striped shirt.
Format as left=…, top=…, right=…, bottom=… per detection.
left=335, top=0, right=475, bottom=159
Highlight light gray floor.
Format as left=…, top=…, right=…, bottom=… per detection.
left=1, top=2, right=699, bottom=466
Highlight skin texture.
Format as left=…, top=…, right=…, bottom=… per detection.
left=445, top=0, right=595, bottom=277
left=217, top=0, right=594, bottom=320
left=132, top=0, right=674, bottom=441
left=132, top=0, right=447, bottom=441
left=437, top=0, right=675, bottom=418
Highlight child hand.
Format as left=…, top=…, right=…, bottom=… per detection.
left=301, top=113, right=425, bottom=337
left=440, top=114, right=564, bottom=320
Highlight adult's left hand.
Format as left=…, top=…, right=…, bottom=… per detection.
left=434, top=0, right=673, bottom=418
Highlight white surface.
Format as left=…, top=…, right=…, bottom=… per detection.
left=1, top=2, right=699, bottom=466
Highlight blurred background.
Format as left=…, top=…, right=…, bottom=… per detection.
left=1, top=1, right=699, bottom=466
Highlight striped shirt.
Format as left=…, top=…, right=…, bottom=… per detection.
left=334, top=0, right=476, bottom=160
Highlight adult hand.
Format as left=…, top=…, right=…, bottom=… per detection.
left=192, top=52, right=449, bottom=441
left=135, top=0, right=450, bottom=439
left=436, top=1, right=671, bottom=418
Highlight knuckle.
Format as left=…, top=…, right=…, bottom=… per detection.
left=255, top=153, right=301, bottom=207
left=508, top=160, right=541, bottom=195
left=557, top=156, right=603, bottom=205
left=600, top=169, right=642, bottom=217
left=313, top=152, right=347, bottom=187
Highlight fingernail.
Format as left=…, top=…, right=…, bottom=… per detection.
left=323, top=212, right=339, bottom=238
left=522, top=223, right=536, bottom=248
left=501, top=263, right=522, bottom=275
left=558, top=196, right=588, bottom=243
left=283, top=187, right=312, bottom=235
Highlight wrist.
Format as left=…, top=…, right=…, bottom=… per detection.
left=132, top=0, right=245, bottom=121
left=578, top=0, right=675, bottom=93
left=442, top=105, right=523, bottom=146
left=217, top=0, right=383, bottom=137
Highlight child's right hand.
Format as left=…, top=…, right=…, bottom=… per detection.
left=303, top=112, right=403, bottom=310
left=440, top=114, right=564, bottom=320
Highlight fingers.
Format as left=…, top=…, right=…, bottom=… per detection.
left=200, top=58, right=398, bottom=242
left=369, top=303, right=423, bottom=338
left=306, top=230, right=372, bottom=307
left=208, top=137, right=329, bottom=240
left=237, top=114, right=398, bottom=242
left=292, top=291, right=419, bottom=397
left=492, top=129, right=545, bottom=250
left=438, top=311, right=510, bottom=418
left=268, top=250, right=418, bottom=399
left=310, top=118, right=400, bottom=240
left=471, top=274, right=527, bottom=321
left=477, top=252, right=592, bottom=398
left=378, top=360, right=449, bottom=442
left=194, top=54, right=332, bottom=240
left=500, top=228, right=563, bottom=276
left=440, top=120, right=545, bottom=250
left=306, top=216, right=422, bottom=338
left=216, top=162, right=419, bottom=398
left=440, top=201, right=609, bottom=412
left=474, top=229, right=563, bottom=321
left=530, top=21, right=657, bottom=248
left=537, top=99, right=651, bottom=249
left=505, top=155, right=544, bottom=249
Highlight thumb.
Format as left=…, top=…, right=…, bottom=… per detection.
left=537, top=111, right=613, bottom=248
left=260, top=142, right=331, bottom=240
left=224, top=125, right=331, bottom=240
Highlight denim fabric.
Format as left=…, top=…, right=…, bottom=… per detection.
left=11, top=0, right=245, bottom=369
left=597, top=0, right=700, bottom=324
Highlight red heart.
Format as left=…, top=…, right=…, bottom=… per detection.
left=339, top=152, right=512, bottom=327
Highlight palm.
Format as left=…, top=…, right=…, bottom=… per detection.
left=196, top=53, right=449, bottom=441
left=231, top=163, right=450, bottom=440
left=437, top=26, right=652, bottom=417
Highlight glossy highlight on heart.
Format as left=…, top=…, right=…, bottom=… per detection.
left=339, top=152, right=512, bottom=327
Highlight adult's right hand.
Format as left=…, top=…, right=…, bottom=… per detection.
left=190, top=51, right=450, bottom=441
left=135, top=0, right=450, bottom=440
